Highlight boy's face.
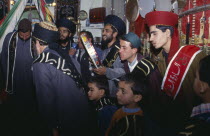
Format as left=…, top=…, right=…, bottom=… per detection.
left=119, top=39, right=137, bottom=63
left=116, top=81, right=137, bottom=108
left=88, top=83, right=103, bottom=101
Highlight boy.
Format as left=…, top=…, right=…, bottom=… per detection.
left=178, top=55, right=210, bottom=136
left=119, top=32, right=168, bottom=125
left=106, top=74, right=148, bottom=136
left=88, top=76, right=118, bottom=136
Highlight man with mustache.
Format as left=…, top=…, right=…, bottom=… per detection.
left=93, top=15, right=126, bottom=97
left=0, top=18, right=38, bottom=136
left=56, top=18, right=77, bottom=57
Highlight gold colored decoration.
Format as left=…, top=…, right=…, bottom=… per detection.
left=141, top=32, right=151, bottom=58
left=191, top=0, right=197, bottom=45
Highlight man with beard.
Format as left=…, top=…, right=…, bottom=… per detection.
left=55, top=18, right=77, bottom=57
left=0, top=18, right=39, bottom=136
left=93, top=15, right=126, bottom=97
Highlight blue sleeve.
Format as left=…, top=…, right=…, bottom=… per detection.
left=0, top=33, right=12, bottom=82
left=94, top=46, right=103, bottom=61
left=33, top=62, right=57, bottom=128
left=98, top=105, right=118, bottom=136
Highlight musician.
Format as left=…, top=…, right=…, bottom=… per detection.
left=93, top=15, right=126, bottom=97
left=145, top=11, right=206, bottom=134
left=55, top=18, right=76, bottom=57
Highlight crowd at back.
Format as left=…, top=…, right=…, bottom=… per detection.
left=0, top=11, right=210, bottom=136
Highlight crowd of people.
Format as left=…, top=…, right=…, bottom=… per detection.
left=0, top=10, right=210, bottom=136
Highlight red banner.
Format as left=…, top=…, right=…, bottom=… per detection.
left=161, top=45, right=201, bottom=99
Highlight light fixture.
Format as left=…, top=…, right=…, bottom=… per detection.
left=10, top=0, right=15, bottom=5
left=52, top=2, right=56, bottom=7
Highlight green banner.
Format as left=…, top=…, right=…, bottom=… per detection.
left=0, top=0, right=21, bottom=38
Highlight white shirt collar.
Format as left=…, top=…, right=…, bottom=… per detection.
left=128, top=55, right=138, bottom=72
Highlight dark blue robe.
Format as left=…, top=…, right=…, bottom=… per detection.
left=0, top=31, right=35, bottom=111
left=0, top=32, right=39, bottom=136
left=33, top=47, right=90, bottom=135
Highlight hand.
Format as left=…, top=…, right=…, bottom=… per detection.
left=93, top=66, right=106, bottom=75
left=52, top=128, right=60, bottom=136
left=69, top=48, right=77, bottom=55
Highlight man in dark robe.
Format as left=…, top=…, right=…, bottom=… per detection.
left=54, top=18, right=77, bottom=56
left=93, top=15, right=126, bottom=97
left=32, top=21, right=90, bottom=136
left=0, top=18, right=39, bottom=136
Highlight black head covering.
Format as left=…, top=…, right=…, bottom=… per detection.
left=57, top=18, right=76, bottom=34
left=33, top=21, right=59, bottom=44
left=104, top=15, right=126, bottom=36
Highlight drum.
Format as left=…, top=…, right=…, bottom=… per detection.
left=126, top=0, right=139, bottom=22
left=155, top=0, right=172, bottom=11
left=138, top=0, right=155, bottom=18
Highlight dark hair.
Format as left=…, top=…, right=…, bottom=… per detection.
left=111, top=25, right=119, bottom=39
left=199, top=55, right=210, bottom=86
left=88, top=76, right=109, bottom=96
left=156, top=25, right=174, bottom=37
left=119, top=74, right=146, bottom=96
left=80, top=30, right=94, bottom=44
left=18, top=18, right=32, bottom=33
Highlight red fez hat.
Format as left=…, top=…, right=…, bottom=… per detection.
left=145, top=11, right=178, bottom=27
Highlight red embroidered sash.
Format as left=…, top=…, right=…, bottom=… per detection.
left=161, top=45, right=201, bottom=99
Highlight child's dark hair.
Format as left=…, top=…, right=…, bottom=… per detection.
left=199, top=55, right=210, bottom=86
left=80, top=30, right=94, bottom=44
left=88, top=76, right=109, bottom=96
left=119, top=74, right=147, bottom=96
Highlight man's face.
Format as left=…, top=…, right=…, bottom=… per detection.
left=58, top=27, right=72, bottom=41
left=18, top=31, right=31, bottom=41
left=149, top=25, right=169, bottom=49
left=101, top=24, right=114, bottom=44
left=119, top=39, right=137, bottom=62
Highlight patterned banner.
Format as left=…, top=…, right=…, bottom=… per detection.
left=161, top=45, right=201, bottom=99
left=0, top=0, right=28, bottom=52
left=0, top=0, right=55, bottom=52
